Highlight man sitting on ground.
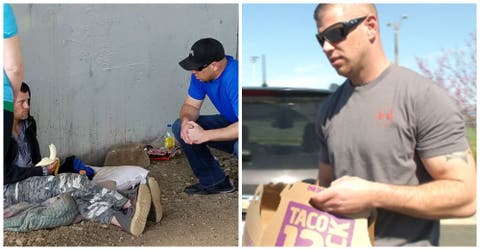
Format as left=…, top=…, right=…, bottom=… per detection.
left=3, top=82, right=155, bottom=236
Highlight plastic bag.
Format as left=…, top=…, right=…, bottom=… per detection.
left=90, top=165, right=149, bottom=191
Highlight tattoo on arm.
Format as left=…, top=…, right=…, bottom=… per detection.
left=445, top=150, right=469, bottom=164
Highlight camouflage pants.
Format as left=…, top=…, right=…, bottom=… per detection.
left=3, top=173, right=128, bottom=224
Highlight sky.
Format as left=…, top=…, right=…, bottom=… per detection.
left=242, top=3, right=477, bottom=90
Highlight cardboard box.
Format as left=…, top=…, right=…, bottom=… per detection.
left=243, top=182, right=373, bottom=247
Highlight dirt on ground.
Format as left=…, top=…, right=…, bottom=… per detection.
left=3, top=147, right=238, bottom=247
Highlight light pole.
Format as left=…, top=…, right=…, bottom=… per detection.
left=386, top=15, right=408, bottom=65
left=250, top=55, right=267, bottom=87
left=249, top=56, right=259, bottom=86
left=261, top=54, right=267, bottom=87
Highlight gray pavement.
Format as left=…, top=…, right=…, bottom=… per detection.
left=440, top=215, right=477, bottom=246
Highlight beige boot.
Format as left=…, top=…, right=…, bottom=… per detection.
left=116, top=183, right=151, bottom=236
left=147, top=177, right=163, bottom=223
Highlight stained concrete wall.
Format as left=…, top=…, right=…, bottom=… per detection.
left=12, top=4, right=238, bottom=164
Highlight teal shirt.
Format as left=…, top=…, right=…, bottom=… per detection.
left=4, top=3, right=18, bottom=110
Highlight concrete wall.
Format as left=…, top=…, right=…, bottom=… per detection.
left=12, top=4, right=238, bottom=164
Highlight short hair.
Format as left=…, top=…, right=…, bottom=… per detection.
left=313, top=4, right=329, bottom=21
left=20, top=81, right=31, bottom=105
left=20, top=82, right=30, bottom=94
left=313, top=4, right=377, bottom=21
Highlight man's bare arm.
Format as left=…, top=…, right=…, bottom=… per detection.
left=4, top=35, right=24, bottom=93
left=180, top=96, right=202, bottom=125
left=373, top=149, right=476, bottom=219
left=310, top=149, right=476, bottom=219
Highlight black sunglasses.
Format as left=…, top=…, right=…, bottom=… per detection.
left=316, top=16, right=367, bottom=47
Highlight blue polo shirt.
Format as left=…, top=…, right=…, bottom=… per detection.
left=4, top=3, right=19, bottom=111
left=188, top=55, right=238, bottom=123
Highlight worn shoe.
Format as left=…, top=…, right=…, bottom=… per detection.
left=115, top=183, right=151, bottom=236
left=147, top=177, right=163, bottom=223
left=184, top=176, right=235, bottom=195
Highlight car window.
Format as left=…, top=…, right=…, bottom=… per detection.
left=242, top=90, right=330, bottom=196
left=243, top=93, right=327, bottom=170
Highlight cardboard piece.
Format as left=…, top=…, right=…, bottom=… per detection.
left=243, top=182, right=373, bottom=247
left=103, top=142, right=150, bottom=167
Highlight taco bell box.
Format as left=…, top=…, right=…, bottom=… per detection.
left=242, top=182, right=373, bottom=247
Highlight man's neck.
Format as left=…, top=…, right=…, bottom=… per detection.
left=350, top=56, right=391, bottom=86
left=212, top=57, right=228, bottom=80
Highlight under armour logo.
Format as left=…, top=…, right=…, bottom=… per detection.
left=376, top=107, right=393, bottom=127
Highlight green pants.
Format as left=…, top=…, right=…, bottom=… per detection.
left=3, top=173, right=128, bottom=224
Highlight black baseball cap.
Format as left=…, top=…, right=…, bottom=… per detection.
left=179, top=38, right=225, bottom=71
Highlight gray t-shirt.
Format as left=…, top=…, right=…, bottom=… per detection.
left=316, top=64, right=468, bottom=246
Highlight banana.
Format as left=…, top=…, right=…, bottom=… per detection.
left=35, top=144, right=57, bottom=167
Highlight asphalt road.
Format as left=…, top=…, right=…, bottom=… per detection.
left=440, top=217, right=476, bottom=247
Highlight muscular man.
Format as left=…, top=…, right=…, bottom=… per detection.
left=310, top=3, right=476, bottom=246
left=173, top=38, right=238, bottom=195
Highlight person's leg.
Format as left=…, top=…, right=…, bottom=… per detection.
left=146, top=176, right=163, bottom=223
left=172, top=115, right=236, bottom=188
left=4, top=173, right=151, bottom=235
left=206, top=139, right=238, bottom=157
left=234, top=140, right=238, bottom=157
left=4, top=193, right=80, bottom=232
left=110, top=184, right=151, bottom=236
left=4, top=173, right=128, bottom=214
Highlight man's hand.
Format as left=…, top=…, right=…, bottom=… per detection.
left=310, top=176, right=376, bottom=215
left=179, top=96, right=203, bottom=144
left=185, top=121, right=209, bottom=144
left=46, top=161, right=57, bottom=175
left=180, top=121, right=195, bottom=144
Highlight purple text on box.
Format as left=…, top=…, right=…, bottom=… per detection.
left=275, top=201, right=355, bottom=246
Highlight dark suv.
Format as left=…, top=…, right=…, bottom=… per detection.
left=242, top=87, right=332, bottom=212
